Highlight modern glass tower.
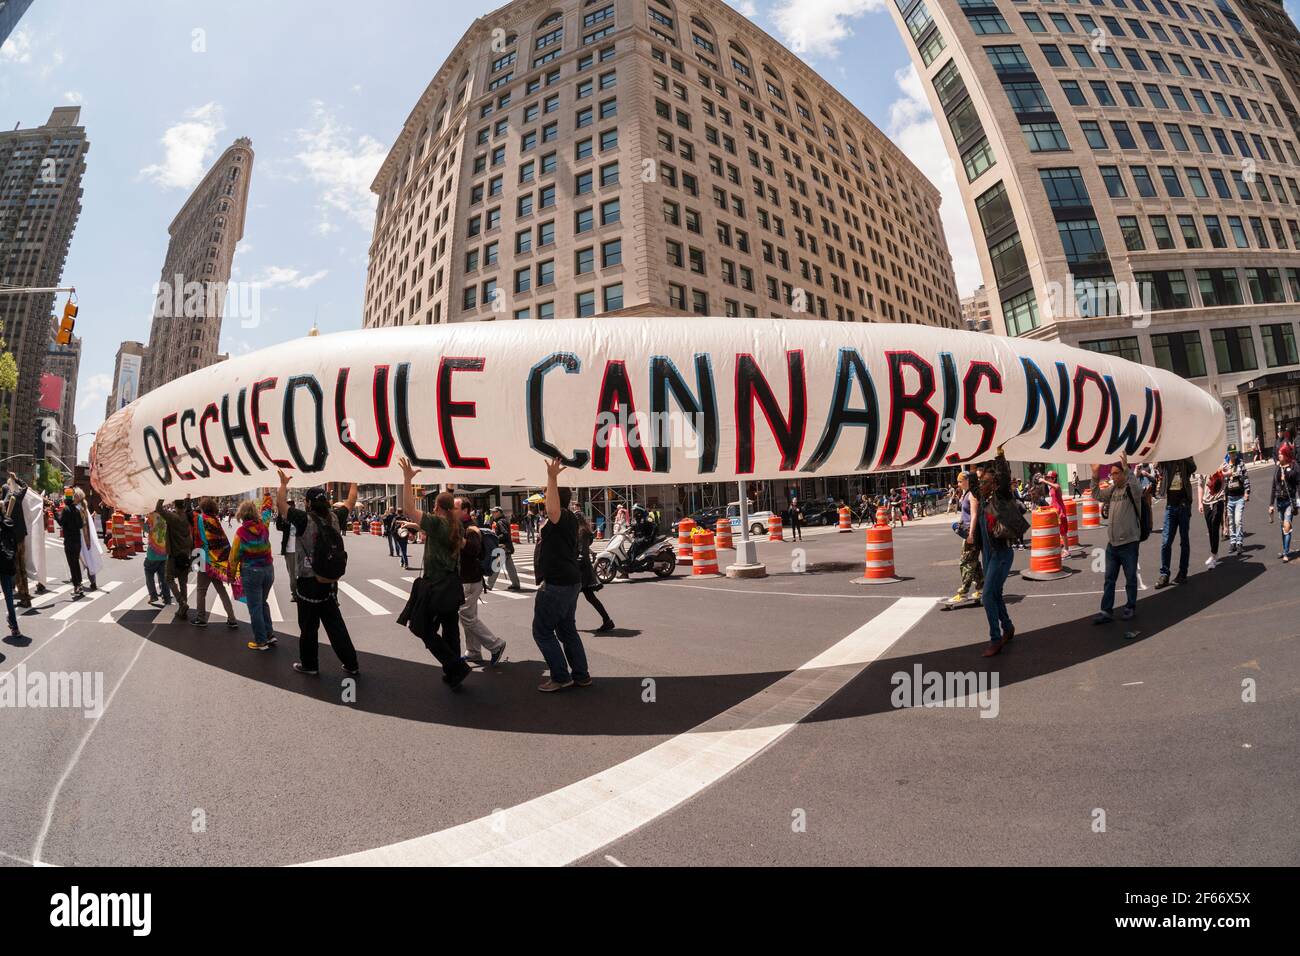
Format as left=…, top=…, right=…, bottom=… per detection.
left=888, top=0, right=1300, bottom=448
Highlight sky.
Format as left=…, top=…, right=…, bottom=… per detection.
left=1, top=0, right=986, bottom=464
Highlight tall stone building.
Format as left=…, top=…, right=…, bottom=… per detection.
left=1235, top=0, right=1300, bottom=138
left=139, top=137, right=253, bottom=395
left=0, top=0, right=35, bottom=47
left=886, top=0, right=1300, bottom=448
left=41, top=322, right=80, bottom=466
left=105, top=340, right=146, bottom=418
left=362, top=0, right=963, bottom=331
left=0, top=105, right=88, bottom=464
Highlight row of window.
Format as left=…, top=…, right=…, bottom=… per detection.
left=1082, top=322, right=1300, bottom=378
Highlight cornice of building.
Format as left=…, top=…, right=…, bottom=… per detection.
left=166, top=138, right=255, bottom=239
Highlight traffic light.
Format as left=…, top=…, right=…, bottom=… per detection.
left=56, top=298, right=78, bottom=345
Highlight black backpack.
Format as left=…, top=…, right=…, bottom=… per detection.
left=1125, top=483, right=1153, bottom=542
left=479, top=527, right=500, bottom=577
left=309, top=513, right=348, bottom=581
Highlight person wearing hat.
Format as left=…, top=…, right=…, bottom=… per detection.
left=488, top=505, right=521, bottom=591
left=1222, top=444, right=1251, bottom=555
left=1091, top=454, right=1146, bottom=624
left=276, top=471, right=360, bottom=676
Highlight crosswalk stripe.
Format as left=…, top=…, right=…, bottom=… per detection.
left=336, top=581, right=389, bottom=616
left=484, top=586, right=530, bottom=600
left=267, top=589, right=284, bottom=623
left=369, top=578, right=411, bottom=600
left=98, top=585, right=151, bottom=623
left=50, top=580, right=123, bottom=621
left=28, top=584, right=72, bottom=609
left=154, top=586, right=194, bottom=625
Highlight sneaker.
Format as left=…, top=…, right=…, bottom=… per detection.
left=292, top=662, right=318, bottom=676
left=342, top=665, right=360, bottom=676
left=970, top=590, right=982, bottom=602
left=226, top=619, right=239, bottom=630
left=461, top=653, right=486, bottom=664
left=538, top=678, right=575, bottom=692
left=266, top=635, right=278, bottom=646
left=949, top=592, right=968, bottom=603
left=247, top=641, right=271, bottom=651
left=573, top=675, right=593, bottom=687
left=192, top=617, right=207, bottom=628
left=1154, top=575, right=1171, bottom=589
left=1206, top=555, right=1218, bottom=568
left=489, top=643, right=507, bottom=666
left=1173, top=572, right=1188, bottom=585
left=71, top=588, right=84, bottom=600
left=1120, top=607, right=1135, bottom=620
left=172, top=610, right=187, bottom=622
left=1092, top=612, right=1114, bottom=625
left=507, top=585, right=523, bottom=592
left=594, top=621, right=615, bottom=633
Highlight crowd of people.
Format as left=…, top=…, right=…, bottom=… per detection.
left=946, top=440, right=1279, bottom=657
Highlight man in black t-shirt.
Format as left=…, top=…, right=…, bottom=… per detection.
left=1156, top=457, right=1198, bottom=588
left=532, top=458, right=589, bottom=692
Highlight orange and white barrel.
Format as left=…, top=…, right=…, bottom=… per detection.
left=676, top=517, right=696, bottom=565
left=510, top=523, right=520, bottom=544
left=1063, top=497, right=1081, bottom=553
left=853, top=524, right=900, bottom=585
left=875, top=505, right=888, bottom=527
left=691, top=530, right=722, bottom=577
left=370, top=520, right=382, bottom=535
left=1022, top=506, right=1071, bottom=580
left=110, top=511, right=129, bottom=559
left=45, top=509, right=55, bottom=533
left=767, top=513, right=783, bottom=542
left=838, top=506, right=852, bottom=532
left=1081, top=490, right=1101, bottom=529
left=714, top=517, right=734, bottom=549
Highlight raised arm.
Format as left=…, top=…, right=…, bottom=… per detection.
left=544, top=456, right=565, bottom=524
left=399, top=457, right=421, bottom=518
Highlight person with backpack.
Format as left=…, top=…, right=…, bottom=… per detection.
left=971, top=448, right=1024, bottom=657
left=1091, top=455, right=1149, bottom=625
left=394, top=458, right=471, bottom=690
left=1196, top=464, right=1227, bottom=570
left=1268, top=445, right=1300, bottom=562
left=1222, top=445, right=1250, bottom=555
left=382, top=508, right=398, bottom=558
left=487, top=506, right=521, bottom=591
left=275, top=471, right=359, bottom=676
left=454, top=496, right=507, bottom=666
left=950, top=470, right=982, bottom=605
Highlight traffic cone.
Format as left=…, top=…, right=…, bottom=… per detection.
left=676, top=517, right=696, bottom=565
left=853, top=524, right=900, bottom=584
left=691, top=529, right=723, bottom=577
left=1081, top=490, right=1101, bottom=529
left=767, top=513, right=783, bottom=542
left=837, top=506, right=852, bottom=532
left=714, top=517, right=734, bottom=549
left=1022, top=506, right=1071, bottom=580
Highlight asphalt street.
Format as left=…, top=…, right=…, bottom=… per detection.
left=1, top=478, right=1296, bottom=866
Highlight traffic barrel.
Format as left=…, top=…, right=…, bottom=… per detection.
left=126, top=515, right=143, bottom=553
left=838, top=506, right=852, bottom=532
left=1081, top=490, right=1101, bottom=529
left=110, top=511, right=130, bottom=559
left=1022, top=506, right=1071, bottom=580
left=714, top=517, right=734, bottom=549
left=350, top=520, right=361, bottom=534
left=853, top=524, right=900, bottom=584
left=875, top=504, right=888, bottom=527
left=510, top=523, right=520, bottom=544
left=45, top=508, right=54, bottom=533
left=691, top=529, right=723, bottom=577
left=1063, top=497, right=1081, bottom=553
left=767, top=513, right=783, bottom=542
left=370, top=520, right=382, bottom=535
left=675, top=518, right=696, bottom=565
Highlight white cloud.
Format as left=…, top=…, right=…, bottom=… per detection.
left=886, top=65, right=983, bottom=296
left=139, top=102, right=226, bottom=190
left=771, top=0, right=886, bottom=59
left=63, top=90, right=83, bottom=104
left=293, top=101, right=387, bottom=234
left=725, top=0, right=758, bottom=16
left=1, top=29, right=33, bottom=63
left=76, top=373, right=113, bottom=417
left=251, top=265, right=329, bottom=290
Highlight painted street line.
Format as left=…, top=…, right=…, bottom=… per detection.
left=336, top=581, right=389, bottom=616
left=50, top=581, right=123, bottom=621
left=98, top=586, right=152, bottom=623
left=302, top=597, right=934, bottom=867
left=27, top=584, right=73, bottom=609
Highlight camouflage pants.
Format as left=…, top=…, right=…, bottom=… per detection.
left=959, top=542, right=984, bottom=595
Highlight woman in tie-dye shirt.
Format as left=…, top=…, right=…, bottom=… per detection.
left=230, top=499, right=276, bottom=651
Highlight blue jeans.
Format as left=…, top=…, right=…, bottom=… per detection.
left=1279, top=499, right=1295, bottom=555
left=532, top=582, right=588, bottom=683
left=144, top=558, right=171, bottom=602
left=1159, top=502, right=1191, bottom=577
left=240, top=563, right=275, bottom=646
left=1, top=572, right=16, bottom=632
left=1102, top=541, right=1139, bottom=616
left=980, top=543, right=1014, bottom=643
left=1226, top=496, right=1246, bottom=547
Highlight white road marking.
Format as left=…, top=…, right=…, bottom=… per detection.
left=604, top=855, right=626, bottom=867
left=301, top=596, right=934, bottom=867
left=484, top=587, right=529, bottom=600
left=369, top=578, right=412, bottom=600
left=98, top=586, right=151, bottom=623
left=267, top=589, right=284, bottom=623
left=27, top=584, right=72, bottom=609
left=154, top=585, right=194, bottom=625
left=50, top=581, right=123, bottom=621
left=336, top=581, right=388, bottom=616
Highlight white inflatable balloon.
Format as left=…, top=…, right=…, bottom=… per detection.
left=90, top=318, right=1226, bottom=513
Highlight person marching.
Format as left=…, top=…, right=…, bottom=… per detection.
left=455, top=495, right=507, bottom=667
left=488, top=505, right=521, bottom=590
left=1155, top=457, right=1198, bottom=587
left=276, top=471, right=361, bottom=676
left=0, top=489, right=26, bottom=642
left=1222, top=445, right=1250, bottom=555
left=143, top=505, right=172, bottom=606
left=1196, top=462, right=1227, bottom=570
left=275, top=497, right=300, bottom=603
left=1268, top=444, right=1300, bottom=562
left=394, top=458, right=471, bottom=689
left=1091, top=455, right=1146, bottom=625
left=158, top=497, right=194, bottom=620
left=57, top=489, right=85, bottom=599
left=576, top=510, right=615, bottom=633
left=532, top=457, right=590, bottom=692
left=192, top=497, right=237, bottom=629
left=950, top=471, right=983, bottom=605
left=972, top=448, right=1022, bottom=657
left=230, top=499, right=276, bottom=651
left=788, top=496, right=804, bottom=542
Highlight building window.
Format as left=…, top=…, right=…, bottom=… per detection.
left=1002, top=289, right=1038, bottom=337
left=1210, top=326, right=1258, bottom=374
left=1261, top=323, right=1299, bottom=368
left=1195, top=268, right=1243, bottom=307
left=603, top=283, right=624, bottom=312
left=1081, top=337, right=1142, bottom=363
left=1151, top=331, right=1207, bottom=378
